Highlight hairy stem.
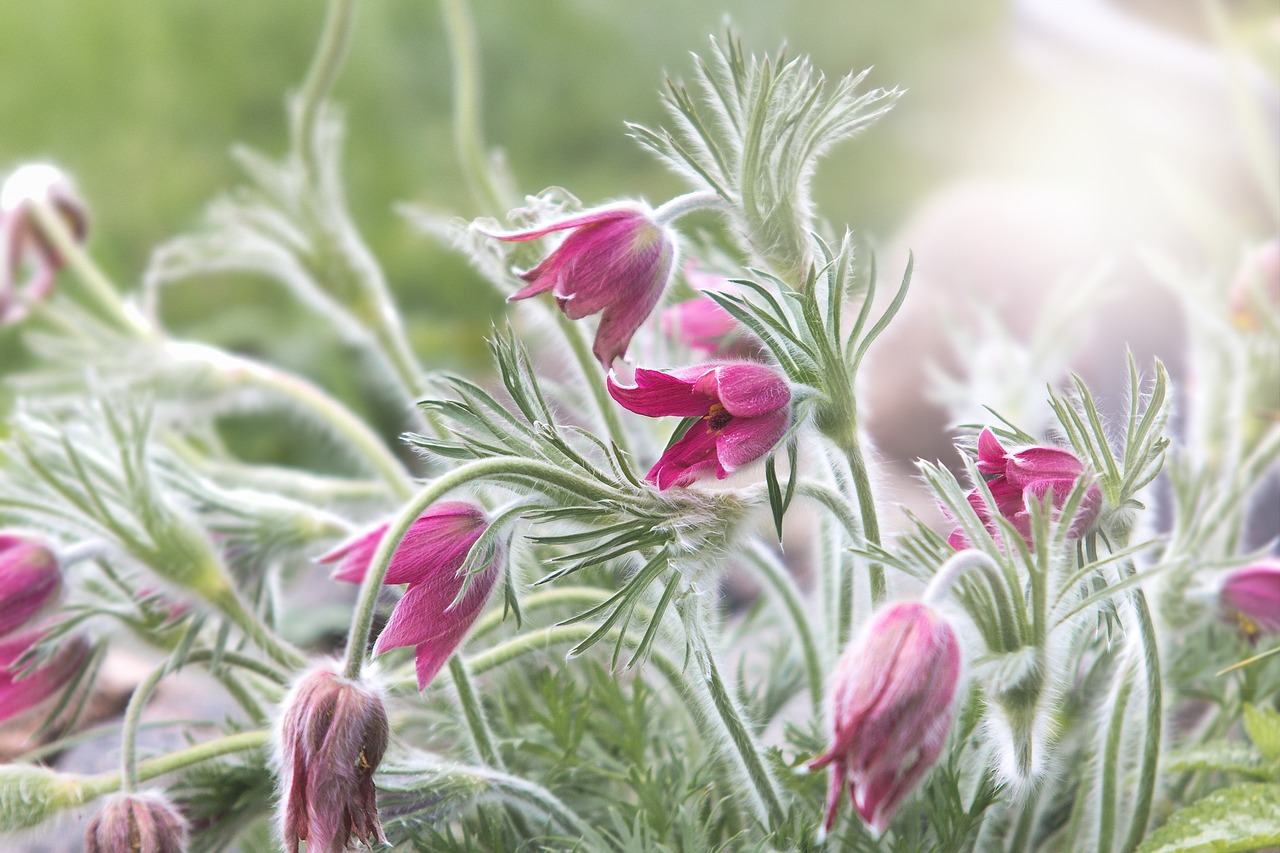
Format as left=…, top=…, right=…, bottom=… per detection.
left=438, top=0, right=507, bottom=216
left=294, top=0, right=358, bottom=163
left=556, top=312, right=633, bottom=457
left=745, top=543, right=824, bottom=713
left=448, top=656, right=503, bottom=769
left=79, top=731, right=269, bottom=803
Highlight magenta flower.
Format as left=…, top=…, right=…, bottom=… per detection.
left=0, top=629, right=90, bottom=724
left=948, top=428, right=1101, bottom=549
left=84, top=792, right=187, bottom=853
left=483, top=204, right=676, bottom=366
left=0, top=534, right=61, bottom=638
left=276, top=664, right=389, bottom=853
left=322, top=501, right=501, bottom=690
left=607, top=361, right=791, bottom=490
left=1220, top=559, right=1280, bottom=639
left=0, top=163, right=88, bottom=325
left=808, top=601, right=961, bottom=837
left=661, top=262, right=758, bottom=359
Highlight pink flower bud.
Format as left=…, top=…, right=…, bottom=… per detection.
left=607, top=361, right=791, bottom=490
left=949, top=429, right=1101, bottom=549
left=0, top=534, right=61, bottom=638
left=84, top=792, right=187, bottom=853
left=808, top=601, right=961, bottom=837
left=482, top=204, right=677, bottom=366
left=0, top=629, right=90, bottom=724
left=1220, top=559, right=1280, bottom=639
left=661, top=262, right=759, bottom=359
left=321, top=502, right=501, bottom=690
left=0, top=163, right=88, bottom=325
left=276, top=664, right=389, bottom=853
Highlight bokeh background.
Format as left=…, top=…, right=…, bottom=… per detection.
left=1, top=0, right=1277, bottom=467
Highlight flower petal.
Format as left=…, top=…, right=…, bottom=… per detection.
left=976, top=428, right=1007, bottom=476
left=608, top=367, right=715, bottom=418
left=715, top=408, right=789, bottom=475
left=477, top=207, right=643, bottom=242
left=696, top=362, right=791, bottom=418
left=646, top=420, right=721, bottom=490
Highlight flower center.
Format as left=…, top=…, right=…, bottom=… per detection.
left=705, top=403, right=733, bottom=432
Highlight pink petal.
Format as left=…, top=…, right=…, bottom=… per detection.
left=646, top=420, right=721, bottom=490
left=478, top=207, right=643, bottom=243
left=1006, top=447, right=1084, bottom=489
left=607, top=367, right=715, bottom=418
left=976, top=428, right=1008, bottom=476
left=714, top=408, right=789, bottom=475
left=696, top=362, right=790, bottom=418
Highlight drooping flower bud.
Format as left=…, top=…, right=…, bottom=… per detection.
left=321, top=502, right=501, bottom=690
left=0, top=629, right=91, bottom=724
left=1229, top=239, right=1280, bottom=331
left=84, top=792, right=187, bottom=853
left=949, top=428, right=1101, bottom=549
left=0, top=163, right=88, bottom=325
left=275, top=663, right=389, bottom=853
left=607, top=361, right=791, bottom=489
left=1220, top=559, right=1280, bottom=640
left=0, top=534, right=61, bottom=639
left=808, top=601, right=961, bottom=838
left=661, top=262, right=760, bottom=359
left=482, top=203, right=677, bottom=366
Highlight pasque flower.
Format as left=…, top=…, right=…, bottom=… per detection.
left=1220, top=559, right=1280, bottom=639
left=607, top=361, right=791, bottom=490
left=808, top=601, right=961, bottom=837
left=661, top=262, right=757, bottom=358
left=0, top=534, right=61, bottom=639
left=322, top=501, right=501, bottom=690
left=483, top=204, right=676, bottom=366
left=84, top=792, right=187, bottom=853
left=0, top=628, right=90, bottom=724
left=0, top=163, right=88, bottom=325
left=276, top=664, right=389, bottom=853
left=948, top=428, right=1101, bottom=549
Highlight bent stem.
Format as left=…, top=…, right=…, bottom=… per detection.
left=294, top=0, right=358, bottom=169
left=79, top=731, right=270, bottom=804
left=448, top=656, right=503, bottom=769
left=438, top=0, right=507, bottom=216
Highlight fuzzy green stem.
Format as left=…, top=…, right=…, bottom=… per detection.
left=556, top=312, right=633, bottom=457
left=79, top=731, right=269, bottom=803
left=294, top=0, right=358, bottom=163
left=837, top=436, right=885, bottom=603
left=471, top=586, right=611, bottom=640
left=1122, top=587, right=1162, bottom=853
left=213, top=587, right=307, bottom=671
left=343, top=457, right=625, bottom=680
left=1097, top=667, right=1133, bottom=853
left=448, top=656, right=503, bottom=768
left=745, top=544, right=823, bottom=713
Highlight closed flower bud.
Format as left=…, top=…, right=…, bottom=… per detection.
left=808, top=601, right=961, bottom=837
left=84, top=792, right=187, bottom=853
left=275, top=663, right=389, bottom=853
left=322, top=501, right=501, bottom=690
left=0, top=163, right=88, bottom=325
left=607, top=361, right=791, bottom=489
left=949, top=428, right=1101, bottom=549
left=661, top=262, right=759, bottom=359
left=0, top=629, right=90, bottom=724
left=0, top=534, right=61, bottom=638
left=482, top=203, right=677, bottom=366
left=1220, top=559, right=1280, bottom=640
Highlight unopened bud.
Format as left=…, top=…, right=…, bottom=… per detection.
left=0, top=534, right=61, bottom=638
left=84, top=792, right=187, bottom=853
left=0, top=163, right=88, bottom=325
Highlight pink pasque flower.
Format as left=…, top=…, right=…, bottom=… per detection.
left=808, top=601, right=961, bottom=838
left=84, top=792, right=187, bottom=853
left=607, top=361, right=791, bottom=490
left=1220, top=559, right=1280, bottom=639
left=0, top=628, right=90, bottom=724
left=0, top=534, right=61, bottom=639
left=948, top=428, right=1102, bottom=550
left=322, top=501, right=501, bottom=690
left=661, top=262, right=758, bottom=358
left=276, top=664, right=389, bottom=853
left=0, top=163, right=88, bottom=325
left=483, top=204, right=676, bottom=366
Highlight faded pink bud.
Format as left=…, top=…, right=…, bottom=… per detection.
left=483, top=204, right=677, bottom=366
left=949, top=428, right=1101, bottom=549
left=661, top=262, right=759, bottom=359
left=0, top=163, right=88, bottom=325
left=809, top=601, right=961, bottom=837
left=322, top=502, right=501, bottom=690
left=84, top=791, right=187, bottom=853
left=0, top=628, right=90, bottom=724
left=1220, top=559, right=1280, bottom=640
left=0, top=534, right=61, bottom=638
left=607, top=361, right=791, bottom=489
left=1229, top=239, right=1280, bottom=331
left=276, top=664, right=389, bottom=853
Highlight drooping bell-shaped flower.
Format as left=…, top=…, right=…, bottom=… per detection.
left=482, top=203, right=677, bottom=366
left=0, top=534, right=61, bottom=639
left=661, top=262, right=758, bottom=359
left=322, top=501, right=501, bottom=690
left=0, top=163, right=88, bottom=325
left=1220, top=559, right=1280, bottom=640
left=607, top=361, right=791, bottom=490
left=808, top=601, right=961, bottom=838
left=275, top=663, right=389, bottom=853
left=949, top=428, right=1101, bottom=549
left=0, top=629, right=90, bottom=724
left=84, top=792, right=187, bottom=853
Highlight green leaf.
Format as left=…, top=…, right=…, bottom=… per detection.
left=1244, top=704, right=1280, bottom=762
left=1165, top=742, right=1271, bottom=781
left=1135, top=783, right=1280, bottom=853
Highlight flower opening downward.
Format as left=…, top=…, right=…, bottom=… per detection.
left=607, top=361, right=791, bottom=489
left=483, top=203, right=676, bottom=366
left=0, top=628, right=90, bottom=724
left=0, top=534, right=61, bottom=639
left=0, top=163, right=88, bottom=325
left=1220, top=559, right=1280, bottom=640
left=84, top=792, right=187, bottom=853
